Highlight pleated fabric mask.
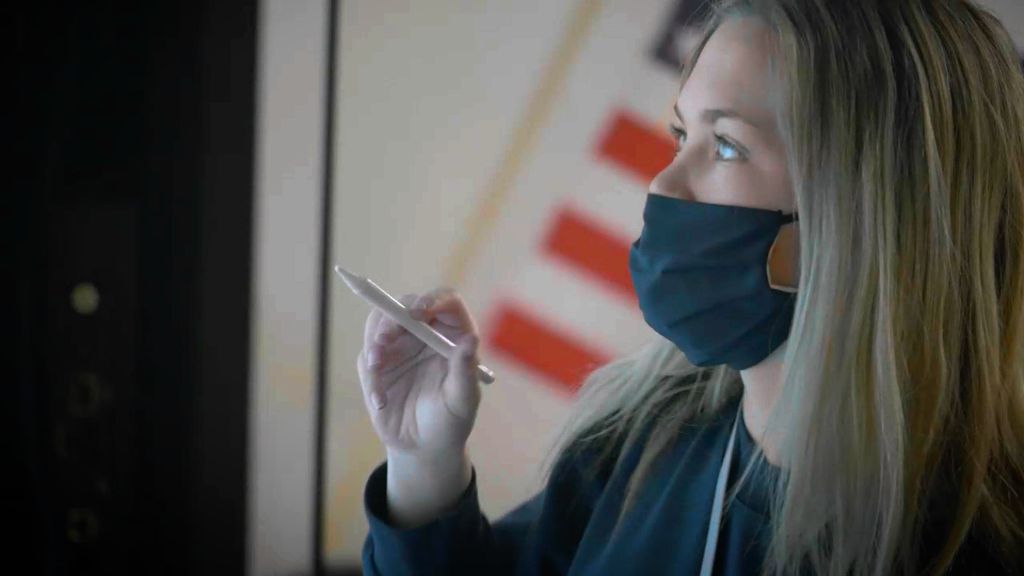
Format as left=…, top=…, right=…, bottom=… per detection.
left=628, top=193, right=798, bottom=370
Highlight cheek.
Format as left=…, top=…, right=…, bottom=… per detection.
left=701, top=169, right=779, bottom=210
left=759, top=156, right=795, bottom=210
left=704, top=158, right=792, bottom=212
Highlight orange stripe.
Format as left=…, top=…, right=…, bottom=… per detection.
left=486, top=300, right=612, bottom=395
left=542, top=205, right=637, bottom=302
left=595, top=108, right=675, bottom=183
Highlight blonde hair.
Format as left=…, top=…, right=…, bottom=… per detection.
left=537, top=1, right=1024, bottom=574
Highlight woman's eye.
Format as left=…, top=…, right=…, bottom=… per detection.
left=668, top=124, right=745, bottom=162
left=715, top=137, right=742, bottom=161
left=668, top=124, right=686, bottom=152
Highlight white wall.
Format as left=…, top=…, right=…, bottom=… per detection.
left=982, top=0, right=1024, bottom=44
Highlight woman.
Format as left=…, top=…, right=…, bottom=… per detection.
left=356, top=0, right=1024, bottom=574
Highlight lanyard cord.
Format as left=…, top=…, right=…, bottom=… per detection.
left=699, top=409, right=741, bottom=576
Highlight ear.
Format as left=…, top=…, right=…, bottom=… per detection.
left=767, top=221, right=799, bottom=293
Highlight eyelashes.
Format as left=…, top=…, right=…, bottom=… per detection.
left=668, top=124, right=746, bottom=162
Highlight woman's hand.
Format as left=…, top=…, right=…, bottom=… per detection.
left=356, top=286, right=483, bottom=459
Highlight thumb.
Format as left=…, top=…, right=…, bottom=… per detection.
left=444, top=333, right=482, bottom=422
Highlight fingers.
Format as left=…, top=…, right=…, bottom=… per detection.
left=356, top=346, right=389, bottom=412
left=368, top=323, right=429, bottom=375
left=357, top=286, right=479, bottom=415
left=407, top=286, right=477, bottom=333
left=363, top=304, right=384, bottom=350
left=360, top=292, right=417, bottom=411
left=443, top=332, right=483, bottom=422
left=374, top=293, right=419, bottom=345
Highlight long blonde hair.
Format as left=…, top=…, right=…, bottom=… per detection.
left=537, top=1, right=1024, bottom=574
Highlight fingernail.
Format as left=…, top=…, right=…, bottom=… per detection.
left=368, top=349, right=381, bottom=367
left=371, top=391, right=386, bottom=410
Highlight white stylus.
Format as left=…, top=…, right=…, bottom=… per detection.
left=334, top=265, right=496, bottom=385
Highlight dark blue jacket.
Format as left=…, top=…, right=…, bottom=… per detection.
left=362, top=396, right=781, bottom=575
left=361, top=396, right=1010, bottom=575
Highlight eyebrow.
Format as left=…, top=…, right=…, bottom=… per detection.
left=674, top=102, right=763, bottom=130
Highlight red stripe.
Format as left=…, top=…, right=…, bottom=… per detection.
left=486, top=300, right=612, bottom=395
left=541, top=205, right=637, bottom=302
left=595, top=109, right=675, bottom=183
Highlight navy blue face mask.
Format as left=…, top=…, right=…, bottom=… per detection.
left=628, top=193, right=798, bottom=370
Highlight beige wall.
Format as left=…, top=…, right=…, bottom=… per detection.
left=249, top=1, right=326, bottom=574
left=325, top=0, right=591, bottom=565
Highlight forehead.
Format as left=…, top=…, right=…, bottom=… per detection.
left=678, top=17, right=778, bottom=120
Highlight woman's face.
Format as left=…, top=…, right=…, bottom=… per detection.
left=650, top=17, right=794, bottom=213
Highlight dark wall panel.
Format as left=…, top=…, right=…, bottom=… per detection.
left=12, top=2, right=257, bottom=575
